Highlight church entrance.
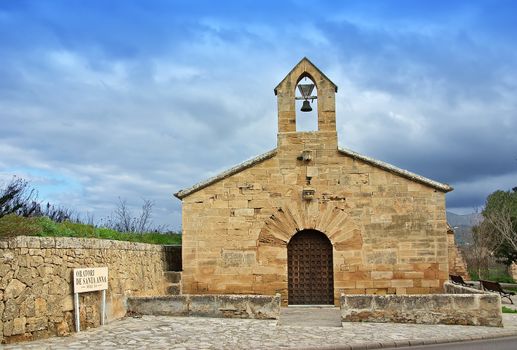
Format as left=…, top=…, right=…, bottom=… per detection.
left=287, top=229, right=334, bottom=305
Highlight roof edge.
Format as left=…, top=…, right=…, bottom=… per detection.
left=338, top=147, right=453, bottom=192
left=274, top=57, right=338, bottom=95
left=174, top=149, right=277, bottom=199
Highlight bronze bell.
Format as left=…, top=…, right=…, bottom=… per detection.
left=301, top=100, right=312, bottom=112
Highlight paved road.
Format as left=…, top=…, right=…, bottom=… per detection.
left=384, top=336, right=517, bottom=350
left=4, top=313, right=517, bottom=350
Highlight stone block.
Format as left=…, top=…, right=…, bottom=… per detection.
left=164, top=271, right=182, bottom=283
left=127, top=296, right=189, bottom=316
left=26, top=316, right=48, bottom=332
left=421, top=279, right=439, bottom=288
left=3, top=320, right=13, bottom=336
left=3, top=298, right=18, bottom=321
left=34, top=297, right=48, bottom=316
left=128, top=294, right=280, bottom=320
left=12, top=317, right=26, bottom=335
left=345, top=295, right=372, bottom=309
left=4, top=279, right=26, bottom=299
left=391, top=279, right=413, bottom=288
left=234, top=208, right=254, bottom=217
left=451, top=295, right=477, bottom=310
left=55, top=320, right=70, bottom=337
left=229, top=200, right=249, bottom=208
left=371, top=271, right=393, bottom=280
left=365, top=251, right=397, bottom=265
left=16, top=267, right=35, bottom=286
left=340, top=293, right=502, bottom=327
left=61, top=295, right=74, bottom=312
left=356, top=280, right=374, bottom=288
left=166, top=284, right=181, bottom=295
left=373, top=280, right=391, bottom=288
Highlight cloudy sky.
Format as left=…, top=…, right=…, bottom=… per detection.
left=1, top=1, right=516, bottom=230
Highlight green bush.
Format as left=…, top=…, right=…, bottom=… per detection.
left=0, top=214, right=181, bottom=245
left=502, top=306, right=517, bottom=313
left=0, top=214, right=41, bottom=237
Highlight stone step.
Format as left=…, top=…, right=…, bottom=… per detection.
left=166, top=283, right=181, bottom=295
left=279, top=307, right=341, bottom=327
left=164, top=271, right=182, bottom=283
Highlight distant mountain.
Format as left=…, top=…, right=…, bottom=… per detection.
left=446, top=212, right=482, bottom=227
left=446, top=211, right=482, bottom=246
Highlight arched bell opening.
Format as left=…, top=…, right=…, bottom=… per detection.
left=295, top=75, right=318, bottom=132
left=287, top=229, right=334, bottom=305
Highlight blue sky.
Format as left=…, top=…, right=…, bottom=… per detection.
left=1, top=0, right=516, bottom=230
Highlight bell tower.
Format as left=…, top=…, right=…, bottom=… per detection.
left=274, top=57, right=338, bottom=150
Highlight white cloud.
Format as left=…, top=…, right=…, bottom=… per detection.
left=1, top=1, right=517, bottom=230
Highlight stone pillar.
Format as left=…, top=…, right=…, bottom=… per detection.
left=509, top=263, right=517, bottom=282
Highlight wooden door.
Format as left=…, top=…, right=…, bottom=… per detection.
left=288, top=230, right=334, bottom=305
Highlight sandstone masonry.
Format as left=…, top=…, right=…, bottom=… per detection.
left=447, top=226, right=469, bottom=280
left=0, top=236, right=167, bottom=343
left=175, top=58, right=453, bottom=305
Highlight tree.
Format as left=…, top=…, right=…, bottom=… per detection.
left=102, top=198, right=166, bottom=233
left=463, top=215, right=501, bottom=279
left=0, top=177, right=76, bottom=222
left=0, top=177, right=38, bottom=218
left=482, top=188, right=517, bottom=265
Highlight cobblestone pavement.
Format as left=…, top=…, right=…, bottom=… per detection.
left=5, top=313, right=517, bottom=350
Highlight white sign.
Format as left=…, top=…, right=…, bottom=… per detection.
left=73, top=267, right=108, bottom=293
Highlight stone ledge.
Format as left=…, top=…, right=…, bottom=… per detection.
left=340, top=293, right=503, bottom=327
left=444, top=281, right=489, bottom=294
left=127, top=294, right=281, bottom=320
left=0, top=236, right=164, bottom=251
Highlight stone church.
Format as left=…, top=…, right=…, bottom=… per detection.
left=175, top=58, right=453, bottom=305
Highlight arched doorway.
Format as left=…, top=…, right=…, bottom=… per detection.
left=287, top=229, right=334, bottom=305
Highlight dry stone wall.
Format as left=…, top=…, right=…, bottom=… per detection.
left=0, top=236, right=167, bottom=344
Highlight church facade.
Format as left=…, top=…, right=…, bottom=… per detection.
left=175, top=58, right=453, bottom=305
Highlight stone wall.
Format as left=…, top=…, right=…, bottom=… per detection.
left=340, top=287, right=502, bottom=327
left=444, top=281, right=486, bottom=294
left=0, top=236, right=168, bottom=343
left=127, top=294, right=280, bottom=319
left=180, top=146, right=449, bottom=304
left=447, top=226, right=469, bottom=280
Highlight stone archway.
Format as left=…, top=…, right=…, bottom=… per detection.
left=288, top=229, right=333, bottom=305
left=256, top=202, right=363, bottom=304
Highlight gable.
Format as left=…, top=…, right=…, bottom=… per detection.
left=174, top=149, right=277, bottom=199
left=338, top=148, right=453, bottom=193
left=174, top=147, right=452, bottom=200
left=274, top=57, right=338, bottom=95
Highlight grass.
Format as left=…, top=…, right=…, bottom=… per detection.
left=0, top=214, right=181, bottom=245
left=469, top=270, right=515, bottom=284
left=502, top=306, right=517, bottom=313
